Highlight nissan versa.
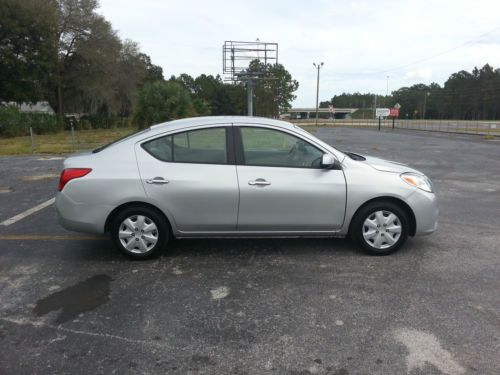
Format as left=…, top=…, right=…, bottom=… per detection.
left=55, top=116, right=438, bottom=259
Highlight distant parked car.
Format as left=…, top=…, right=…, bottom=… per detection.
left=56, top=116, right=437, bottom=259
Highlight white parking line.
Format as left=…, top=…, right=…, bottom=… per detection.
left=0, top=197, right=55, bottom=226
left=37, top=157, right=63, bottom=161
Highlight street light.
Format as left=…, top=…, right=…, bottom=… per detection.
left=313, top=62, right=324, bottom=125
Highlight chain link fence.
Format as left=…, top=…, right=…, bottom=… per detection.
left=292, top=119, right=500, bottom=136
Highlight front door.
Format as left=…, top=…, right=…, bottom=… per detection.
left=235, top=126, right=346, bottom=232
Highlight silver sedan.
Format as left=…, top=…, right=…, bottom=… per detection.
left=56, top=116, right=438, bottom=259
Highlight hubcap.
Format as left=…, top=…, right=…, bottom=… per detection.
left=118, top=215, right=158, bottom=254
left=362, top=210, right=402, bottom=249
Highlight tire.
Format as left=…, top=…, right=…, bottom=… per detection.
left=351, top=201, right=409, bottom=255
left=110, top=205, right=169, bottom=259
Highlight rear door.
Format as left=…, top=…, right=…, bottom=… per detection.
left=135, top=125, right=239, bottom=233
left=235, top=125, right=346, bottom=232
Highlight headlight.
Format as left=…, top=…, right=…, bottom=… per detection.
left=400, top=172, right=434, bottom=193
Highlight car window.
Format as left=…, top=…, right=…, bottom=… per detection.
left=240, top=127, right=324, bottom=168
left=142, top=135, right=173, bottom=162
left=142, top=127, right=227, bottom=164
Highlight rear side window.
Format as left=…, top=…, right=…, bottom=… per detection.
left=142, top=136, right=173, bottom=162
left=142, top=127, right=228, bottom=164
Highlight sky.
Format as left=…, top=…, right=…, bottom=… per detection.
left=98, top=0, right=500, bottom=107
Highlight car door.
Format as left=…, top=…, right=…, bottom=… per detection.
left=135, top=125, right=239, bottom=233
left=235, top=125, right=346, bottom=232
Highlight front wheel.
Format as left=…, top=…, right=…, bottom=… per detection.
left=351, top=201, right=409, bottom=255
left=110, top=205, right=169, bottom=259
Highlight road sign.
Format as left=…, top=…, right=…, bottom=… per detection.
left=376, top=108, right=390, bottom=118
left=389, top=108, right=400, bottom=117
left=328, top=105, right=334, bottom=113
left=394, top=102, right=401, bottom=109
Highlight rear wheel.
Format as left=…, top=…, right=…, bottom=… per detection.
left=110, top=205, right=169, bottom=259
left=351, top=201, right=409, bottom=255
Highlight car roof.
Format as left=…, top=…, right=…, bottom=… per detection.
left=148, top=116, right=296, bottom=135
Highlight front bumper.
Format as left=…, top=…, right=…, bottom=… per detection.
left=407, top=189, right=438, bottom=236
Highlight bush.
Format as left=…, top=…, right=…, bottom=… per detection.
left=0, top=106, right=63, bottom=137
left=0, top=106, right=29, bottom=137
left=78, top=114, right=131, bottom=129
left=29, top=113, right=64, bottom=134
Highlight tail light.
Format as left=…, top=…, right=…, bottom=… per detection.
left=58, top=168, right=92, bottom=191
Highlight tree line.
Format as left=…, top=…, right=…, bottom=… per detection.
left=321, top=64, right=500, bottom=120
left=0, top=0, right=298, bottom=132
left=2, top=0, right=162, bottom=119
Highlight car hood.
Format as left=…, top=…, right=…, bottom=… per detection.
left=349, top=153, right=422, bottom=174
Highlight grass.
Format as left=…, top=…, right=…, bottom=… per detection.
left=482, top=135, right=497, bottom=140
left=0, top=127, right=137, bottom=156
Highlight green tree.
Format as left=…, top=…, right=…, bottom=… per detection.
left=139, top=53, right=164, bottom=84
left=0, top=0, right=56, bottom=102
left=61, top=15, right=122, bottom=114
left=170, top=73, right=247, bottom=116
left=51, top=0, right=163, bottom=119
left=133, top=81, right=196, bottom=128
left=248, top=60, right=299, bottom=117
left=52, top=0, right=100, bottom=115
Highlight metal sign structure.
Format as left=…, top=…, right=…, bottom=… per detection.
left=223, top=41, right=278, bottom=116
left=376, top=108, right=391, bottom=118
left=389, top=108, right=400, bottom=117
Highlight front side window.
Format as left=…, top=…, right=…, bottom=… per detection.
left=142, top=127, right=227, bottom=164
left=240, top=127, right=324, bottom=168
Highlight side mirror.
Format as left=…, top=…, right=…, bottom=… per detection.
left=321, top=154, right=341, bottom=169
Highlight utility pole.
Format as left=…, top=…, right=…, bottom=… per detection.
left=313, top=62, right=324, bottom=125
left=247, top=78, right=253, bottom=116
left=386, top=76, right=389, bottom=96
left=422, top=91, right=430, bottom=119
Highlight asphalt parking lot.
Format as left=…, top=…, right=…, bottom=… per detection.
left=0, top=127, right=499, bottom=375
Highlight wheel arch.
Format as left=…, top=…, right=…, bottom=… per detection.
left=104, top=201, right=173, bottom=235
left=348, top=196, right=416, bottom=237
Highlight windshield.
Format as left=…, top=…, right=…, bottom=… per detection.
left=92, top=128, right=151, bottom=153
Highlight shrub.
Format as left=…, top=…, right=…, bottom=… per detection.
left=77, top=114, right=131, bottom=129
left=0, top=106, right=29, bottom=137
left=28, top=113, right=64, bottom=134
left=0, top=106, right=63, bottom=137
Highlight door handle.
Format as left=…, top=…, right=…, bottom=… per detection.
left=248, top=179, right=271, bottom=186
left=146, top=177, right=169, bottom=185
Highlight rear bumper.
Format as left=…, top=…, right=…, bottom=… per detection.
left=55, top=192, right=110, bottom=234
left=407, top=189, right=438, bottom=236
